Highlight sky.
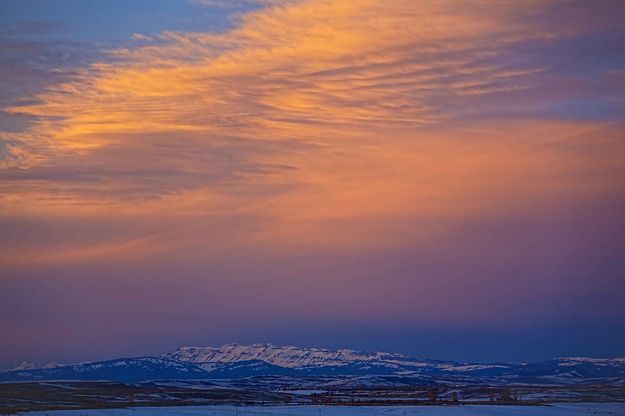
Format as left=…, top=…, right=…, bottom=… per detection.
left=1, top=0, right=624, bottom=368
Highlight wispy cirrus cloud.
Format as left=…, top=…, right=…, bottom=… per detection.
left=1, top=0, right=624, bottom=363
left=1, top=0, right=623, bottom=250
left=3, top=0, right=623, bottom=198
left=0, top=0, right=623, bottom=243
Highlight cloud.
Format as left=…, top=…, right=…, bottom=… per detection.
left=1, top=0, right=624, bottom=250
left=0, top=0, right=624, bottom=351
left=2, top=0, right=622, bottom=196
left=0, top=133, right=303, bottom=204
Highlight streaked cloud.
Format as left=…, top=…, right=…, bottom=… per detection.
left=0, top=0, right=624, bottom=364
left=2, top=0, right=623, bottom=255
left=0, top=3, right=602, bottom=172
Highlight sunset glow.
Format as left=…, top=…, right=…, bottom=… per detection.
left=1, top=0, right=624, bottom=367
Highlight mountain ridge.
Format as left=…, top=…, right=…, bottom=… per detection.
left=164, top=343, right=458, bottom=371
left=2, top=343, right=624, bottom=384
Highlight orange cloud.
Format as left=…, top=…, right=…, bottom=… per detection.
left=1, top=0, right=624, bottom=265
left=5, top=0, right=551, bottom=149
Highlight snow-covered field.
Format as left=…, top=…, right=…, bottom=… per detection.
left=21, top=404, right=625, bottom=416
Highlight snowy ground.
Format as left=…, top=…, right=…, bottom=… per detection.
left=21, top=403, right=625, bottom=416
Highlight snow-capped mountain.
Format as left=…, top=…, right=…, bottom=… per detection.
left=5, top=361, right=64, bottom=372
left=556, top=357, right=625, bottom=367
left=0, top=357, right=207, bottom=383
left=165, top=343, right=454, bottom=371
left=42, top=362, right=64, bottom=369
left=2, top=343, right=624, bottom=385
left=514, top=357, right=625, bottom=381
left=8, top=361, right=38, bottom=371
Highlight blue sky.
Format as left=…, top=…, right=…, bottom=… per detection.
left=0, top=0, right=244, bottom=42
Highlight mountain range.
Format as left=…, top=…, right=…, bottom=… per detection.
left=2, top=343, right=624, bottom=385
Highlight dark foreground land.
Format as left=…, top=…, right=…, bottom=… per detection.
left=0, top=381, right=285, bottom=414
left=2, top=381, right=625, bottom=415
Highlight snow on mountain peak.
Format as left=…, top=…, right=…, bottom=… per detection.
left=9, top=361, right=38, bottom=371
left=556, top=357, right=625, bottom=367
left=4, top=346, right=625, bottom=383
left=166, top=343, right=446, bottom=371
